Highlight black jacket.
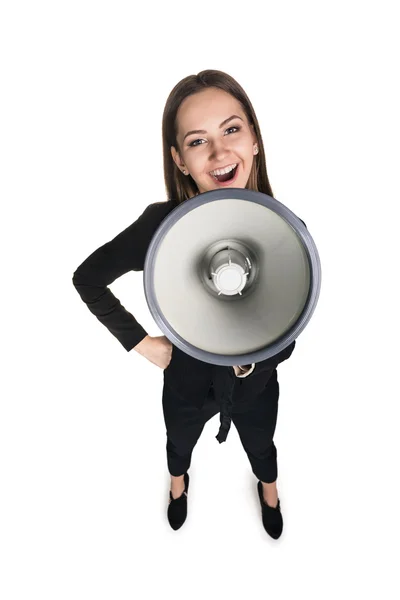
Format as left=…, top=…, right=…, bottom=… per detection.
left=72, top=198, right=297, bottom=442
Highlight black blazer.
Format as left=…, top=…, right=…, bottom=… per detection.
left=72, top=198, right=297, bottom=408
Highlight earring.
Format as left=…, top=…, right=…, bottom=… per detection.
left=182, top=169, right=187, bottom=174
left=253, top=144, right=259, bottom=155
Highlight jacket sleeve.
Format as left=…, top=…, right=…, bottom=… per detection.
left=248, top=340, right=297, bottom=378
left=72, top=203, right=164, bottom=352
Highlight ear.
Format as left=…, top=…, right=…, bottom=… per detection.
left=171, top=146, right=185, bottom=171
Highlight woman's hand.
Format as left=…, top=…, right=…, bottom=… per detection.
left=134, top=335, right=173, bottom=369
left=233, top=365, right=251, bottom=376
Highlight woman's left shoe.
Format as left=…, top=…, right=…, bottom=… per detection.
left=167, top=472, right=189, bottom=531
left=257, top=481, right=283, bottom=539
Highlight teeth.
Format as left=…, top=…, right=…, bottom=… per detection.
left=210, top=163, right=237, bottom=176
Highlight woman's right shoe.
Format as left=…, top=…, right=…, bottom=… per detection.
left=167, top=472, right=189, bottom=530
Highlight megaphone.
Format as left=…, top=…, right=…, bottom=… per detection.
left=143, top=188, right=321, bottom=366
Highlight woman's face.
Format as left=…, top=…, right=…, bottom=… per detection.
left=171, top=87, right=258, bottom=194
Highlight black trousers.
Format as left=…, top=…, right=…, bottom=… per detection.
left=162, top=368, right=280, bottom=483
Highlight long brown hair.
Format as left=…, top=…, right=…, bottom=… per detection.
left=162, top=69, right=274, bottom=205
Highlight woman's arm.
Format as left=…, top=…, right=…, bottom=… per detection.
left=72, top=202, right=171, bottom=352
left=241, top=341, right=297, bottom=379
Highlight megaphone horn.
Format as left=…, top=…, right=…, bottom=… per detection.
left=144, top=188, right=321, bottom=366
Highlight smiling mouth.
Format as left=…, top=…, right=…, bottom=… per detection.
left=209, top=164, right=239, bottom=183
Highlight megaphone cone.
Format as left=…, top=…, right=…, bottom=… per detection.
left=144, top=188, right=321, bottom=366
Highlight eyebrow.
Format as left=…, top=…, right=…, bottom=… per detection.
left=182, top=115, right=244, bottom=142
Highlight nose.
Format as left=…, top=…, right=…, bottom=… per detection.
left=209, top=137, right=229, bottom=162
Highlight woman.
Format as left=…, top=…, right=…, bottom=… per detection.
left=73, top=70, right=298, bottom=539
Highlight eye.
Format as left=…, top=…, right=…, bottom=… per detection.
left=188, top=138, right=205, bottom=148
left=225, top=126, right=241, bottom=135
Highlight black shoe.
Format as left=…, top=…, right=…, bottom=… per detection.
left=257, top=481, right=283, bottom=539
left=167, top=473, right=189, bottom=530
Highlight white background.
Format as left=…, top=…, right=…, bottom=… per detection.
left=1, top=1, right=399, bottom=598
